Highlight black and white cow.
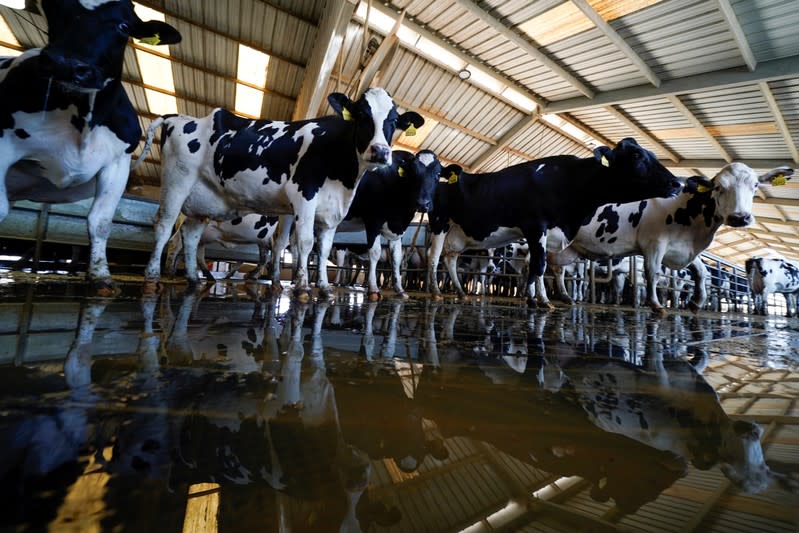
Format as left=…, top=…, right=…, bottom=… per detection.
left=427, top=138, right=681, bottom=306
left=335, top=149, right=442, bottom=299
left=165, top=213, right=279, bottom=281
left=141, top=88, right=423, bottom=301
left=0, top=0, right=180, bottom=293
left=550, top=164, right=793, bottom=314
left=746, top=257, right=799, bottom=316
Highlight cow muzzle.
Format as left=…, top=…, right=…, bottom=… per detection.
left=367, top=144, right=391, bottom=165
left=417, top=199, right=432, bottom=213
left=39, top=50, right=103, bottom=91
left=726, top=213, right=752, bottom=228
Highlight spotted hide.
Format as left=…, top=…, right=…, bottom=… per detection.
left=141, top=88, right=423, bottom=301
left=0, top=1, right=180, bottom=292
left=427, top=138, right=681, bottom=306
left=550, top=163, right=794, bottom=314
left=746, top=257, right=799, bottom=316
left=335, top=149, right=444, bottom=298
left=165, top=213, right=279, bottom=281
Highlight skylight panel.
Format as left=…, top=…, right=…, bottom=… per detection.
left=466, top=64, right=504, bottom=94
left=132, top=3, right=177, bottom=115
left=501, top=87, right=536, bottom=113
left=234, top=44, right=270, bottom=118
left=0, top=13, right=20, bottom=56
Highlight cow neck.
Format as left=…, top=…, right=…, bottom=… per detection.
left=554, top=158, right=611, bottom=239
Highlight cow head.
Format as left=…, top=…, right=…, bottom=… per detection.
left=593, top=138, right=682, bottom=202
left=37, top=0, right=181, bottom=91
left=328, top=88, right=424, bottom=167
left=719, top=420, right=771, bottom=493
left=702, top=163, right=794, bottom=228
left=402, top=150, right=451, bottom=213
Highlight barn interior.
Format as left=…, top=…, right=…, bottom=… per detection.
left=0, top=0, right=798, bottom=531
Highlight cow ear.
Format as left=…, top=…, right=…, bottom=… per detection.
left=328, top=93, right=355, bottom=121
left=441, top=164, right=462, bottom=184
left=759, top=166, right=794, bottom=185
left=130, top=20, right=182, bottom=45
left=594, top=146, right=614, bottom=167
left=398, top=111, right=424, bottom=134
left=684, top=176, right=714, bottom=194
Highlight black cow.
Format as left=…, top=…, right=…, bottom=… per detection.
left=335, top=149, right=443, bottom=299
left=427, top=138, right=681, bottom=306
left=0, top=0, right=180, bottom=293
left=140, top=88, right=423, bottom=302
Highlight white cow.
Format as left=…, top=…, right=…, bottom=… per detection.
left=550, top=164, right=793, bottom=314
left=140, top=88, right=422, bottom=302
left=1, top=1, right=179, bottom=293
left=746, top=257, right=799, bottom=316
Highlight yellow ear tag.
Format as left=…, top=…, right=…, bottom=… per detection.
left=398, top=167, right=405, bottom=177
left=341, top=108, right=354, bottom=121
left=139, top=34, right=161, bottom=46
left=448, top=171, right=459, bottom=184
left=696, top=184, right=711, bottom=193
left=404, top=124, right=417, bottom=137
left=772, top=174, right=787, bottom=186
left=601, top=155, right=610, bottom=167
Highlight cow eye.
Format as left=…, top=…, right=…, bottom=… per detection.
left=117, top=22, right=130, bottom=34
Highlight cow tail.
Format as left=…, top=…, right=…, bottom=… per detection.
left=130, top=116, right=165, bottom=171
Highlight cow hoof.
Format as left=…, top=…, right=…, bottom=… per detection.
left=559, top=295, right=575, bottom=305
left=318, top=287, right=336, bottom=301
left=397, top=291, right=410, bottom=300
left=537, top=300, right=555, bottom=310
left=270, top=283, right=283, bottom=295
left=432, top=293, right=444, bottom=302
left=367, top=291, right=381, bottom=302
left=293, top=288, right=312, bottom=304
left=687, top=301, right=700, bottom=314
left=651, top=306, right=667, bottom=317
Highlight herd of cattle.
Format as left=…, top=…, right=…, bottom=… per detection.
left=1, top=1, right=798, bottom=316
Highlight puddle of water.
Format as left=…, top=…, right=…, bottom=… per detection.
left=0, top=281, right=796, bottom=532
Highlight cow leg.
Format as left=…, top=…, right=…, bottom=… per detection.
left=443, top=254, right=466, bottom=298
left=428, top=232, right=446, bottom=300
left=785, top=293, right=794, bottom=318
left=196, top=244, right=215, bottom=283
left=686, top=256, right=708, bottom=314
left=526, top=231, right=553, bottom=308
left=643, top=250, right=667, bottom=315
left=245, top=243, right=268, bottom=280
left=85, top=156, right=129, bottom=295
left=180, top=218, right=208, bottom=288
left=164, top=230, right=183, bottom=278
left=270, top=215, right=293, bottom=294
left=364, top=237, right=383, bottom=300
left=144, top=173, right=198, bottom=291
left=332, top=249, right=346, bottom=286
left=388, top=238, right=407, bottom=298
left=315, top=226, right=336, bottom=300
left=292, top=211, right=316, bottom=302
left=551, top=265, right=573, bottom=304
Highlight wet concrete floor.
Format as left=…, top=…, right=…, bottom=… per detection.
left=0, top=277, right=797, bottom=532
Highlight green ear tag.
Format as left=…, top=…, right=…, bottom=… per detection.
left=772, top=174, right=787, bottom=186
left=601, top=155, right=610, bottom=167
left=341, top=108, right=354, bottom=121
left=398, top=167, right=405, bottom=177
left=696, top=184, right=711, bottom=193
left=448, top=171, right=459, bottom=184
left=139, top=34, right=161, bottom=46
left=405, top=124, right=417, bottom=137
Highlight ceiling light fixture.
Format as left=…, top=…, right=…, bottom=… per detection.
left=458, top=68, right=471, bottom=80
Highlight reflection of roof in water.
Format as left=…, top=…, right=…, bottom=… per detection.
left=0, top=283, right=797, bottom=531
